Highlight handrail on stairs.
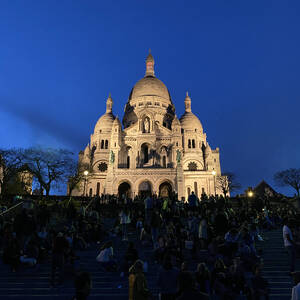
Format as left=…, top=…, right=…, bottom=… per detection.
left=0, top=201, right=24, bottom=217
left=85, top=197, right=95, bottom=211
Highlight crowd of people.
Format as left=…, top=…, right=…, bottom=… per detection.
left=0, top=192, right=299, bottom=300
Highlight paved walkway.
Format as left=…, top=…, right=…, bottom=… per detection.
left=0, top=226, right=298, bottom=299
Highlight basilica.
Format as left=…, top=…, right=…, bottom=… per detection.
left=72, top=52, right=225, bottom=200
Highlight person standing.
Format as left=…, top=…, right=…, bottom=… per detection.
left=157, top=256, right=179, bottom=300
left=150, top=209, right=162, bottom=249
left=283, top=218, right=296, bottom=274
left=188, top=192, right=198, bottom=209
left=120, top=208, right=130, bottom=241
left=50, top=232, right=69, bottom=286
left=72, top=272, right=92, bottom=300
left=131, top=260, right=151, bottom=300
left=144, top=196, right=153, bottom=226
left=291, top=271, right=300, bottom=300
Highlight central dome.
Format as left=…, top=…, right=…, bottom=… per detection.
left=129, top=76, right=171, bottom=101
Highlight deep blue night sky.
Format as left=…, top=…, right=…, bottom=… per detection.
left=0, top=1, right=299, bottom=195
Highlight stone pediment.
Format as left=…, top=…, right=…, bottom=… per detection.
left=154, top=124, right=171, bottom=135
left=124, top=122, right=139, bottom=135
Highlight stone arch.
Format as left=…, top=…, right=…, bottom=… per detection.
left=159, top=145, right=170, bottom=167
left=158, top=181, right=173, bottom=198
left=137, top=179, right=153, bottom=198
left=140, top=142, right=151, bottom=165
left=118, top=180, right=132, bottom=199
left=183, top=159, right=204, bottom=171
left=155, top=179, right=174, bottom=194
left=142, top=116, right=151, bottom=133
left=140, top=112, right=153, bottom=133
left=119, top=145, right=132, bottom=168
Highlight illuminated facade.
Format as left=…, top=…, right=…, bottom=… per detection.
left=73, top=52, right=225, bottom=200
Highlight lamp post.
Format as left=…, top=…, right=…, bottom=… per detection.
left=83, top=170, right=89, bottom=197
left=246, top=189, right=254, bottom=212
left=212, top=170, right=216, bottom=196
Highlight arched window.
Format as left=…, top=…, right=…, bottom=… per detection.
left=187, top=187, right=191, bottom=197
left=194, top=182, right=198, bottom=197
left=96, top=182, right=100, bottom=196
left=192, top=139, right=195, bottom=148
left=105, top=140, right=108, bottom=149
left=141, top=144, right=149, bottom=164
left=101, top=140, right=104, bottom=149
left=127, top=156, right=130, bottom=169
left=188, top=139, right=191, bottom=148
left=89, top=188, right=93, bottom=197
left=162, top=156, right=166, bottom=168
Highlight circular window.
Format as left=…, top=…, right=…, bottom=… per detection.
left=188, top=162, right=197, bottom=171
left=98, top=162, right=108, bottom=172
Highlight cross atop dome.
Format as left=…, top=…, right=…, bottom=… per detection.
left=145, top=49, right=155, bottom=77
left=106, top=93, right=113, bottom=113
left=184, top=91, right=192, bottom=112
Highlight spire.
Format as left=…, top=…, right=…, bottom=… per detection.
left=106, top=93, right=113, bottom=113
left=145, top=49, right=155, bottom=77
left=184, top=91, right=191, bottom=112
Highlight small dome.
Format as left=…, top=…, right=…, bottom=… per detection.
left=94, top=112, right=115, bottom=132
left=179, top=112, right=203, bottom=132
left=129, top=76, right=171, bottom=102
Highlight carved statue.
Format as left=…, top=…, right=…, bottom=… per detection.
left=144, top=118, right=150, bottom=133
left=176, top=149, right=181, bottom=163
left=109, top=150, right=115, bottom=164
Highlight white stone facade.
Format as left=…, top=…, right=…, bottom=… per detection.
left=72, top=53, right=225, bottom=200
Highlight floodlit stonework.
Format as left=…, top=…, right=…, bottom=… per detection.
left=73, top=52, right=225, bottom=200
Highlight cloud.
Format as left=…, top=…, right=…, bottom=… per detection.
left=0, top=98, right=86, bottom=149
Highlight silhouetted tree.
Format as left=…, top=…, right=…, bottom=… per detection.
left=23, top=147, right=74, bottom=196
left=274, top=168, right=300, bottom=197
left=0, top=148, right=24, bottom=195
left=216, top=172, right=241, bottom=198
left=67, top=161, right=90, bottom=196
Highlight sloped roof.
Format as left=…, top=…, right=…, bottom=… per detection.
left=253, top=180, right=278, bottom=197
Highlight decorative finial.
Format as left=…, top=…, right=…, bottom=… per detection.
left=106, top=93, right=113, bottom=113
left=145, top=50, right=155, bottom=77
left=186, top=91, right=189, bottom=97
left=184, top=92, right=191, bottom=112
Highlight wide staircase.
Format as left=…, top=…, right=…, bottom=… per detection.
left=260, top=228, right=299, bottom=299
left=0, top=224, right=298, bottom=299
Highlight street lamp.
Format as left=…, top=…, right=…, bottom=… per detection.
left=212, top=170, right=216, bottom=196
left=246, top=189, right=254, bottom=212
left=247, top=190, right=254, bottom=198
left=83, top=170, right=89, bottom=197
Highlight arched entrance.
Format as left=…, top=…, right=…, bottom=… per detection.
left=118, top=182, right=131, bottom=200
left=138, top=181, right=152, bottom=198
left=159, top=181, right=172, bottom=198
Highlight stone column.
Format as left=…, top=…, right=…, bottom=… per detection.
left=176, top=163, right=185, bottom=201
